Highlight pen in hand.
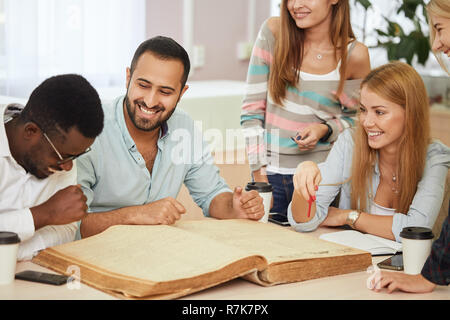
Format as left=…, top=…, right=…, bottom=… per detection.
left=307, top=186, right=317, bottom=218
left=307, top=196, right=313, bottom=217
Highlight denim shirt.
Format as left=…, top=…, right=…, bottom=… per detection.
left=76, top=96, right=231, bottom=223
left=287, top=129, right=450, bottom=242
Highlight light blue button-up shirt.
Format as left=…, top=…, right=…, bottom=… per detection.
left=77, top=95, right=231, bottom=223
left=287, top=129, right=450, bottom=242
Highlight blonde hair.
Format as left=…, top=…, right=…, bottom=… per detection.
left=351, top=61, right=430, bottom=214
left=269, top=0, right=355, bottom=105
left=427, top=0, right=450, bottom=75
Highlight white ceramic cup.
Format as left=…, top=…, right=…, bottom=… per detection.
left=400, top=227, right=434, bottom=275
left=0, top=232, right=20, bottom=285
left=245, top=182, right=273, bottom=223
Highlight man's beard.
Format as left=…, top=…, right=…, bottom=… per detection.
left=124, top=95, right=176, bottom=132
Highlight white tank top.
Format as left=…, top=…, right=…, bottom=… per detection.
left=299, top=42, right=356, bottom=81
left=300, top=65, right=341, bottom=81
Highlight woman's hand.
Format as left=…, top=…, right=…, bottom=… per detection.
left=293, top=123, right=329, bottom=151
left=293, top=161, right=321, bottom=201
left=291, top=161, right=321, bottom=222
left=369, top=271, right=436, bottom=294
left=319, top=207, right=348, bottom=227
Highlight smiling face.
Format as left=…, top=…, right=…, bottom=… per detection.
left=358, top=86, right=406, bottom=153
left=430, top=13, right=450, bottom=57
left=286, top=0, right=337, bottom=30
left=124, top=52, right=188, bottom=132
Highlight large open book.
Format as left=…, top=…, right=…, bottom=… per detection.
left=33, top=219, right=372, bottom=299
left=319, top=230, right=402, bottom=256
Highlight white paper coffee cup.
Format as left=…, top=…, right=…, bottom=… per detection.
left=245, top=182, right=273, bottom=223
left=400, top=227, right=434, bottom=275
left=0, top=232, right=20, bottom=285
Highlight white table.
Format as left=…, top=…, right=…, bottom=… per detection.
left=1, top=226, right=448, bottom=300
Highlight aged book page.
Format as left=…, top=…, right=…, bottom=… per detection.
left=176, top=219, right=372, bottom=285
left=176, top=219, right=364, bottom=262
left=33, top=219, right=371, bottom=299
left=33, top=224, right=266, bottom=298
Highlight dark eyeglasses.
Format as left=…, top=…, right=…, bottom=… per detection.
left=32, top=121, right=91, bottom=165
left=42, top=132, right=91, bottom=165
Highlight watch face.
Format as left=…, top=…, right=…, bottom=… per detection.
left=347, top=211, right=359, bottom=226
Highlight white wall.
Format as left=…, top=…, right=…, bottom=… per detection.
left=145, top=0, right=271, bottom=81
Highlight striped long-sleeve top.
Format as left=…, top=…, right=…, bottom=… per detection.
left=241, top=19, right=363, bottom=174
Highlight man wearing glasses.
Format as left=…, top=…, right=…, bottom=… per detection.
left=76, top=36, right=265, bottom=238
left=0, top=74, right=104, bottom=260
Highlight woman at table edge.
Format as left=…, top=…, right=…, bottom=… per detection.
left=370, top=0, right=450, bottom=294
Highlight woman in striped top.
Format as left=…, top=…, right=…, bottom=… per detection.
left=240, top=0, right=370, bottom=218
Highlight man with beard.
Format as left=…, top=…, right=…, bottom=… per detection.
left=0, top=74, right=104, bottom=260
left=77, top=36, right=265, bottom=238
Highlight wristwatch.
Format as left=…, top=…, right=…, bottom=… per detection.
left=346, top=210, right=361, bottom=229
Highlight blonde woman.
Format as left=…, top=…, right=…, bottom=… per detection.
left=240, top=0, right=370, bottom=220
left=370, top=0, right=450, bottom=294
left=428, top=0, right=450, bottom=72
left=289, top=61, right=449, bottom=244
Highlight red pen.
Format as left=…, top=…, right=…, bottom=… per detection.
left=307, top=196, right=313, bottom=217
left=307, top=188, right=318, bottom=217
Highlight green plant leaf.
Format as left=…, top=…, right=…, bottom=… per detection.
left=366, top=0, right=431, bottom=67
left=397, top=37, right=416, bottom=64
left=397, top=2, right=418, bottom=20
left=375, top=29, right=390, bottom=37
left=413, top=18, right=422, bottom=33
left=354, top=0, right=372, bottom=10
left=416, top=36, right=430, bottom=65
left=386, top=19, right=404, bottom=37
left=397, top=0, right=427, bottom=19
left=385, top=43, right=398, bottom=62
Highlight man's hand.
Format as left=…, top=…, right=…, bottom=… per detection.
left=80, top=197, right=187, bottom=238
left=232, top=187, right=265, bottom=220
left=129, top=197, right=186, bottom=225
left=31, top=184, right=88, bottom=229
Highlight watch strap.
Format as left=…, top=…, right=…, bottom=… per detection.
left=319, top=122, right=333, bottom=142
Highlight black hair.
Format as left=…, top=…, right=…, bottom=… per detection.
left=129, top=36, right=191, bottom=88
left=19, top=74, right=104, bottom=138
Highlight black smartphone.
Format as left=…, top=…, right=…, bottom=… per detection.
left=15, top=270, right=69, bottom=286
left=268, top=213, right=290, bottom=227
left=377, top=254, right=404, bottom=271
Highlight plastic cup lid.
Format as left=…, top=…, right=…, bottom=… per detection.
left=400, top=227, right=434, bottom=240
left=0, top=231, right=20, bottom=244
left=245, top=182, right=273, bottom=192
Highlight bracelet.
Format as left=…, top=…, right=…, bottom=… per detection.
left=319, top=123, right=333, bottom=142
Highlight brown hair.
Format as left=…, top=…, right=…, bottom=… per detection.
left=427, top=0, right=450, bottom=75
left=351, top=61, right=430, bottom=214
left=269, top=0, right=355, bottom=105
